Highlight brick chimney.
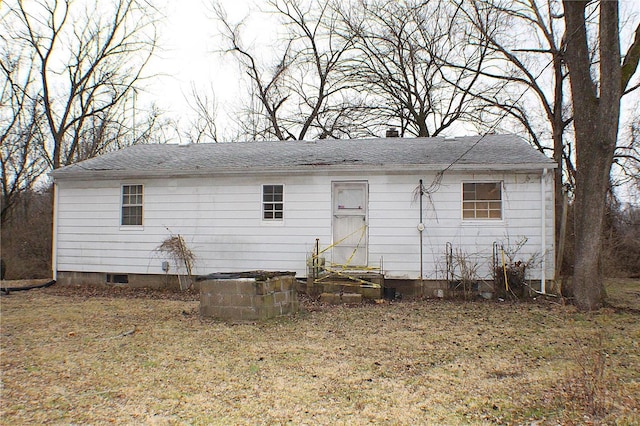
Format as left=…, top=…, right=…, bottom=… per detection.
left=385, top=128, right=399, bottom=138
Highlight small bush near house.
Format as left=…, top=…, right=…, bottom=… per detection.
left=494, top=262, right=527, bottom=299
left=493, top=237, right=540, bottom=299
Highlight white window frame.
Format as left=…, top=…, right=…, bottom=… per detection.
left=462, top=181, right=503, bottom=220
left=262, top=184, right=284, bottom=221
left=121, top=184, right=144, bottom=227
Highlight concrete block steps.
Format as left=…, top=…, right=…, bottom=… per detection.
left=319, top=292, right=363, bottom=304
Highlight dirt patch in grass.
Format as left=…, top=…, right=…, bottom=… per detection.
left=1, top=281, right=639, bottom=424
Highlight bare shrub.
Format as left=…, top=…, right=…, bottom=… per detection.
left=564, top=201, right=640, bottom=281
left=448, top=248, right=481, bottom=299
left=493, top=237, right=541, bottom=299
left=155, top=232, right=195, bottom=290
left=557, top=329, right=613, bottom=422
left=603, top=203, right=640, bottom=278
left=0, top=188, right=52, bottom=279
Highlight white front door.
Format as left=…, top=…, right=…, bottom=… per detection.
left=332, top=181, right=368, bottom=267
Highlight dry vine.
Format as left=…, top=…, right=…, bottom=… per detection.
left=156, top=232, right=196, bottom=290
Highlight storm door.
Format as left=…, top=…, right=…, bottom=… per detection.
left=332, top=181, right=368, bottom=267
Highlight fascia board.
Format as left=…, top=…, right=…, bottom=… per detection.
left=50, top=162, right=557, bottom=181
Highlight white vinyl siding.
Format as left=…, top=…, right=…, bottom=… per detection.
left=54, top=170, right=554, bottom=281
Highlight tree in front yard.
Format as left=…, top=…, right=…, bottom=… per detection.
left=562, top=0, right=640, bottom=310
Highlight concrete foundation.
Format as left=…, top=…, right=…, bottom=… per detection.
left=56, top=271, right=548, bottom=301
left=199, top=272, right=299, bottom=321
left=56, top=271, right=190, bottom=289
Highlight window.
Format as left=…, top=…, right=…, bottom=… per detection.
left=106, top=274, right=129, bottom=284
left=462, top=182, right=502, bottom=219
left=121, top=184, right=143, bottom=226
left=263, top=185, right=283, bottom=220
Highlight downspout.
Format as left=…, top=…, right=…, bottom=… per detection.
left=418, top=179, right=425, bottom=296
left=52, top=182, right=59, bottom=281
left=540, top=169, right=547, bottom=294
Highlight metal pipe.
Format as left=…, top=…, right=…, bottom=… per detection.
left=446, top=242, right=453, bottom=283
left=52, top=183, right=59, bottom=281
left=540, top=169, right=547, bottom=294
left=419, top=179, right=423, bottom=223
left=315, top=238, right=320, bottom=278
left=419, top=179, right=424, bottom=295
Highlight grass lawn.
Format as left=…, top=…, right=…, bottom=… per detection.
left=1, top=280, right=639, bottom=425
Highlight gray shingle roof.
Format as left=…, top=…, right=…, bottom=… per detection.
left=50, top=135, right=555, bottom=180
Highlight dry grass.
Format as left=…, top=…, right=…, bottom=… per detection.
left=1, top=281, right=639, bottom=425
left=605, top=278, right=640, bottom=312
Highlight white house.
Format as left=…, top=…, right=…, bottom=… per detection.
left=50, top=135, right=555, bottom=297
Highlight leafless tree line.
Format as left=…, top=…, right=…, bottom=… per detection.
left=1, top=0, right=161, bottom=222
left=214, top=0, right=498, bottom=140
left=213, top=0, right=637, bottom=189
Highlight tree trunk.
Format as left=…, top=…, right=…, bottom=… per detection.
left=571, top=138, right=611, bottom=309
left=563, top=0, right=622, bottom=310
left=551, top=52, right=565, bottom=278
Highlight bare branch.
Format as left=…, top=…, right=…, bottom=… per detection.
left=0, top=42, right=47, bottom=223
left=6, top=0, right=159, bottom=169
left=214, top=0, right=362, bottom=141
left=335, top=0, right=489, bottom=137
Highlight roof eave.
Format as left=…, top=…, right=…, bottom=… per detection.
left=50, top=162, right=556, bottom=181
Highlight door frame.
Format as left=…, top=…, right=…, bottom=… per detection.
left=331, top=180, right=369, bottom=267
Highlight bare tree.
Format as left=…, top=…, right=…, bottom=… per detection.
left=455, top=0, right=575, bottom=272
left=0, top=45, right=47, bottom=224
left=214, top=0, right=363, bottom=141
left=336, top=0, right=491, bottom=137
left=6, top=0, right=158, bottom=169
left=562, top=0, right=640, bottom=310
left=185, top=83, right=219, bottom=143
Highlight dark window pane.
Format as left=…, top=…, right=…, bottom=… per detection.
left=262, top=185, right=283, bottom=220
left=462, top=182, right=501, bottom=220
left=476, top=183, right=501, bottom=200
left=122, top=185, right=143, bottom=226
left=122, top=206, right=142, bottom=225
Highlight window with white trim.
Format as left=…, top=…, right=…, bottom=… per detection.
left=462, top=182, right=502, bottom=220
left=121, top=184, right=143, bottom=226
left=263, top=184, right=283, bottom=220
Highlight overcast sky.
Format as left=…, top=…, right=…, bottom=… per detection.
left=143, top=0, right=640, bottom=141
left=145, top=0, right=275, bottom=133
